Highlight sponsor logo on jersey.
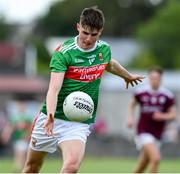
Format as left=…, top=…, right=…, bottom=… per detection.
left=151, top=96, right=157, bottom=104
left=159, top=96, right=166, bottom=104
left=74, top=58, right=85, bottom=63
left=65, top=63, right=108, bottom=82
left=141, top=96, right=149, bottom=102
left=87, top=55, right=96, bottom=59
left=142, top=105, right=163, bottom=113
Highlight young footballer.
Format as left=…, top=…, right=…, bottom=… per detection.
left=23, top=7, right=144, bottom=173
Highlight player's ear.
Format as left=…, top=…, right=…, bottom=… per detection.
left=99, top=28, right=103, bottom=35
left=77, top=23, right=80, bottom=31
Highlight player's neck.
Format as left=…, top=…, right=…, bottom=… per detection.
left=151, top=86, right=160, bottom=91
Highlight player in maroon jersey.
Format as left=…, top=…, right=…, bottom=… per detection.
left=127, top=66, right=176, bottom=173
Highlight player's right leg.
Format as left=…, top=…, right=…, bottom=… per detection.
left=133, top=148, right=149, bottom=173
left=22, top=112, right=58, bottom=173
left=22, top=147, right=47, bottom=173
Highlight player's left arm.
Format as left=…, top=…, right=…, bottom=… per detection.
left=105, top=58, right=145, bottom=89
left=153, top=106, right=176, bottom=121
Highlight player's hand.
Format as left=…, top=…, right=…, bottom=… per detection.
left=43, top=113, right=54, bottom=137
left=152, top=112, right=166, bottom=121
left=124, top=74, right=145, bottom=89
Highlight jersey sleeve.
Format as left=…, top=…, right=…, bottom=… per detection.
left=134, top=89, right=141, bottom=103
left=106, top=45, right=111, bottom=63
left=50, top=51, right=68, bottom=72
left=104, top=45, right=111, bottom=63
left=165, top=95, right=175, bottom=111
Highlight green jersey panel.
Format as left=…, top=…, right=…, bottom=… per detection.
left=41, top=36, right=111, bottom=124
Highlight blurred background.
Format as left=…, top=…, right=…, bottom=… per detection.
left=0, top=0, right=180, bottom=172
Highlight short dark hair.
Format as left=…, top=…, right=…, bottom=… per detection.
left=80, top=7, right=105, bottom=30
left=148, top=65, right=163, bottom=75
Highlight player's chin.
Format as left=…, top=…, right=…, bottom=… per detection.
left=83, top=44, right=93, bottom=50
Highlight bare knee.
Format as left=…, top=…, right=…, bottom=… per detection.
left=150, top=155, right=161, bottom=165
left=62, top=164, right=79, bottom=173
left=61, top=158, right=80, bottom=173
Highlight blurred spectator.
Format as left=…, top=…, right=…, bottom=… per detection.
left=7, top=100, right=33, bottom=172
left=92, top=116, right=107, bottom=136
left=0, top=110, right=12, bottom=155
left=163, top=121, right=179, bottom=143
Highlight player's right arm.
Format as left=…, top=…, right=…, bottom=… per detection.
left=43, top=72, right=65, bottom=136
left=43, top=44, right=68, bottom=136
left=127, top=96, right=138, bottom=128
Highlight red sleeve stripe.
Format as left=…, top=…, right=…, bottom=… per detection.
left=30, top=112, right=41, bottom=136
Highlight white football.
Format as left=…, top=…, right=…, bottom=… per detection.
left=63, top=91, right=94, bottom=122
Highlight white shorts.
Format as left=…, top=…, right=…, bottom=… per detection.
left=135, top=133, right=161, bottom=150
left=29, top=112, right=91, bottom=153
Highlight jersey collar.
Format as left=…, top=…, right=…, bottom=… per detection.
left=147, top=84, right=162, bottom=94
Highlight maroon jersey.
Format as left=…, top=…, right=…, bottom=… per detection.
left=135, top=85, right=175, bottom=139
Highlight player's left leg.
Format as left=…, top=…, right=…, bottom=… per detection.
left=133, top=148, right=149, bottom=173
left=59, top=140, right=86, bottom=173
left=55, top=119, right=90, bottom=173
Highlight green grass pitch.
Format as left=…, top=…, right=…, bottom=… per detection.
left=0, top=157, right=179, bottom=173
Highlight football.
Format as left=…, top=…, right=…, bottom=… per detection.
left=63, top=91, right=94, bottom=122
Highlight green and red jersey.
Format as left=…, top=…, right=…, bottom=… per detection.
left=41, top=36, right=111, bottom=124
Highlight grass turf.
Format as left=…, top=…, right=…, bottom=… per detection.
left=0, top=157, right=179, bottom=173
